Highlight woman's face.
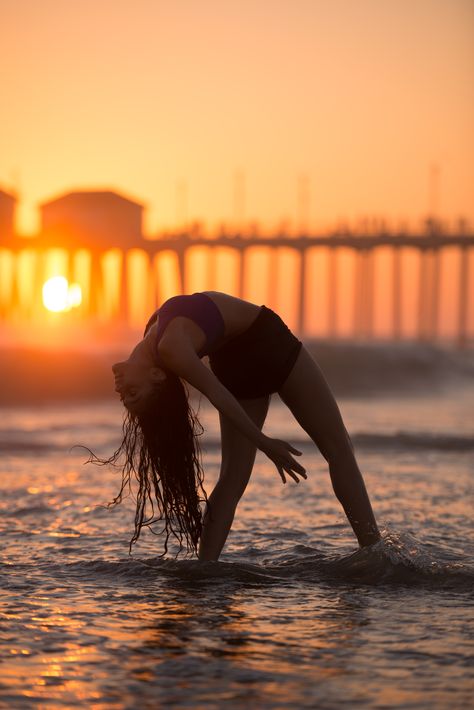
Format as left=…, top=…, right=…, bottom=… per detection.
left=112, top=360, right=165, bottom=413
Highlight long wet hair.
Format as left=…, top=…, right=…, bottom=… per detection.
left=88, top=373, right=208, bottom=557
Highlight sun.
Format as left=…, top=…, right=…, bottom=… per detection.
left=42, top=276, right=82, bottom=313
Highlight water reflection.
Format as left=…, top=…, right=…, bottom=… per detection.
left=2, top=573, right=374, bottom=706
left=109, top=580, right=372, bottom=703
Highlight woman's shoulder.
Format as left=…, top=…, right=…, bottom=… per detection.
left=144, top=310, right=159, bottom=336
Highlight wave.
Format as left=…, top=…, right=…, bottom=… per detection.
left=0, top=341, right=472, bottom=404
left=0, top=439, right=58, bottom=454
left=306, top=339, right=474, bottom=396
left=319, top=533, right=474, bottom=586
left=254, top=529, right=474, bottom=588
left=2, top=429, right=472, bottom=455
left=21, top=529, right=472, bottom=591
left=201, top=430, right=474, bottom=452
left=350, top=431, right=474, bottom=451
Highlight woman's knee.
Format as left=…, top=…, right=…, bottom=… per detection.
left=317, top=431, right=354, bottom=464
left=214, top=470, right=250, bottom=506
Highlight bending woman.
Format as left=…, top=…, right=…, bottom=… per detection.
left=108, top=290, right=380, bottom=560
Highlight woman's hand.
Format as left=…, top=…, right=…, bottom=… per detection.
left=259, top=435, right=307, bottom=484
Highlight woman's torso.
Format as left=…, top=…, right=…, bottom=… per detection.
left=146, top=291, right=262, bottom=360
left=203, top=291, right=261, bottom=342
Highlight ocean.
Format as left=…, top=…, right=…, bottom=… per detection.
left=0, top=341, right=473, bottom=709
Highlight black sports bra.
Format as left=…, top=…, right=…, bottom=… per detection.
left=144, top=293, right=225, bottom=364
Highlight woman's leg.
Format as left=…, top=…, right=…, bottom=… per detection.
left=279, top=346, right=380, bottom=547
left=198, top=395, right=270, bottom=561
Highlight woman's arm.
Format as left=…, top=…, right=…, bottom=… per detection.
left=158, top=334, right=306, bottom=484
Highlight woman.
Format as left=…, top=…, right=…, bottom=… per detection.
left=109, top=290, right=380, bottom=560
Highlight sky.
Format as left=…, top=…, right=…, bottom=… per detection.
left=1, top=0, right=473, bottom=236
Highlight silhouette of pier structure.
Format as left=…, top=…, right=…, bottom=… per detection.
left=0, top=189, right=473, bottom=345
left=146, top=230, right=474, bottom=345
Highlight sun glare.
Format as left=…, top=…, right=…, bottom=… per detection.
left=42, top=276, right=82, bottom=313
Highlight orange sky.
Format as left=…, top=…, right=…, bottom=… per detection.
left=1, top=0, right=473, bottom=236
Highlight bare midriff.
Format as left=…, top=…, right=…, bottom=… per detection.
left=202, top=291, right=262, bottom=346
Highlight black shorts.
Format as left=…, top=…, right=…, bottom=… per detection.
left=208, top=306, right=302, bottom=399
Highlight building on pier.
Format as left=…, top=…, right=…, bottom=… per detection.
left=40, top=190, right=144, bottom=249
left=0, top=189, right=17, bottom=243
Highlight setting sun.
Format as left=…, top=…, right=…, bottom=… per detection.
left=42, top=276, right=82, bottom=313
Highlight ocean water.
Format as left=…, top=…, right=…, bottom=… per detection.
left=0, top=344, right=473, bottom=709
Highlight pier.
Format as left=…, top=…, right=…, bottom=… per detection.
left=1, top=229, right=472, bottom=347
